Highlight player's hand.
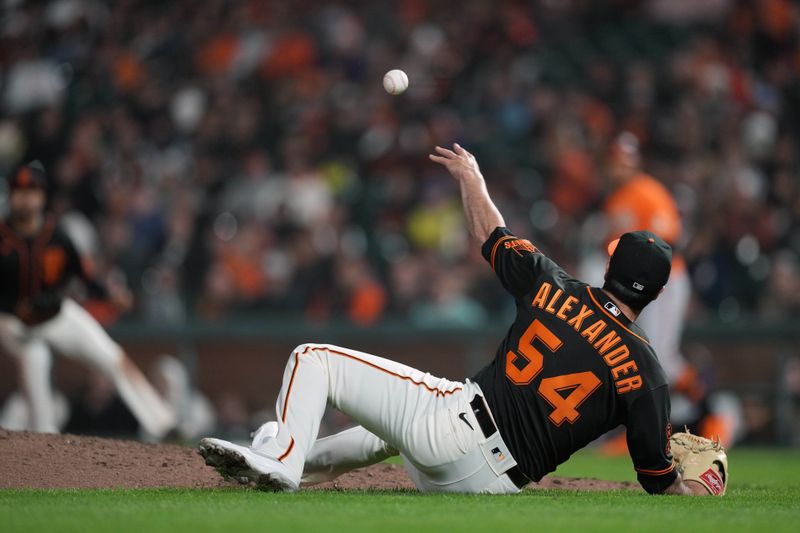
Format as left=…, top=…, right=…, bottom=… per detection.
left=669, top=431, right=728, bottom=496
left=108, top=283, right=134, bottom=313
left=429, top=143, right=483, bottom=182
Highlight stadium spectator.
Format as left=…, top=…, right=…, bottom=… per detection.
left=0, top=0, right=797, bottom=329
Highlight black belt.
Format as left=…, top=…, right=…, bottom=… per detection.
left=469, top=394, right=530, bottom=489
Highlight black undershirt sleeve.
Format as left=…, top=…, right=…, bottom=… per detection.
left=625, top=384, right=678, bottom=494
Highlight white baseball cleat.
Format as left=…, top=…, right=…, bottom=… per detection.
left=198, top=437, right=299, bottom=492
left=250, top=421, right=279, bottom=449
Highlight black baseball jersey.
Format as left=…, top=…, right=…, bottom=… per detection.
left=472, top=227, right=677, bottom=494
left=0, top=217, right=101, bottom=325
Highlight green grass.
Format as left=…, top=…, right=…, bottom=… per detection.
left=555, top=447, right=800, bottom=487
left=2, top=448, right=798, bottom=532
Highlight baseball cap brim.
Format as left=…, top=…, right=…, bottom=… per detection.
left=607, top=238, right=620, bottom=256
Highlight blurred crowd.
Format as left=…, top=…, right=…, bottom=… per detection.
left=1, top=0, right=799, bottom=327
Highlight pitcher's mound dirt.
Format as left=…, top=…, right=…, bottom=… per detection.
left=0, top=430, right=636, bottom=492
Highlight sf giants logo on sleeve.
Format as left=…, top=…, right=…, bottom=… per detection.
left=504, top=239, right=537, bottom=256
left=700, top=468, right=724, bottom=495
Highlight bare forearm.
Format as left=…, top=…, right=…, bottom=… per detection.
left=458, top=174, right=505, bottom=243
left=429, top=143, right=505, bottom=243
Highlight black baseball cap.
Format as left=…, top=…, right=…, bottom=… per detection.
left=606, top=230, right=672, bottom=296
left=8, top=163, right=47, bottom=192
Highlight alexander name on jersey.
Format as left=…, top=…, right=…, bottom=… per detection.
left=529, top=281, right=642, bottom=395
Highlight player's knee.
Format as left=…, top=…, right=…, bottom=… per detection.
left=292, top=343, right=327, bottom=355
left=293, top=343, right=311, bottom=356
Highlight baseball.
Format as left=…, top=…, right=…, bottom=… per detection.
left=383, top=69, right=409, bottom=95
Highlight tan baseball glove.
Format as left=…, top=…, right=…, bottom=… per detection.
left=669, top=430, right=728, bottom=496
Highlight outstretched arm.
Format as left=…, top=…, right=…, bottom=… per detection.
left=429, top=143, right=505, bottom=243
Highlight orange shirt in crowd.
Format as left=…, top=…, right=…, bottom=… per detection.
left=604, top=173, right=686, bottom=273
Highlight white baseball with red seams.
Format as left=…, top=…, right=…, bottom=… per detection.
left=383, top=69, right=409, bottom=95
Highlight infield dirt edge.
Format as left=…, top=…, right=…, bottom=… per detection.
left=0, top=429, right=636, bottom=492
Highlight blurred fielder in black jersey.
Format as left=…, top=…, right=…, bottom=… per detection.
left=0, top=163, right=174, bottom=437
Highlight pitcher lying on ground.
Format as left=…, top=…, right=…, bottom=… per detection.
left=199, top=144, right=727, bottom=496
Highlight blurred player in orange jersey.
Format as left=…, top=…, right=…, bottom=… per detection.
left=600, top=133, right=732, bottom=448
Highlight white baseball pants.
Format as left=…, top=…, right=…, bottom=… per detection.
left=254, top=343, right=520, bottom=494
left=0, top=298, right=174, bottom=437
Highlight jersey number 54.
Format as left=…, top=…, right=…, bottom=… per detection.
left=506, top=319, right=601, bottom=426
